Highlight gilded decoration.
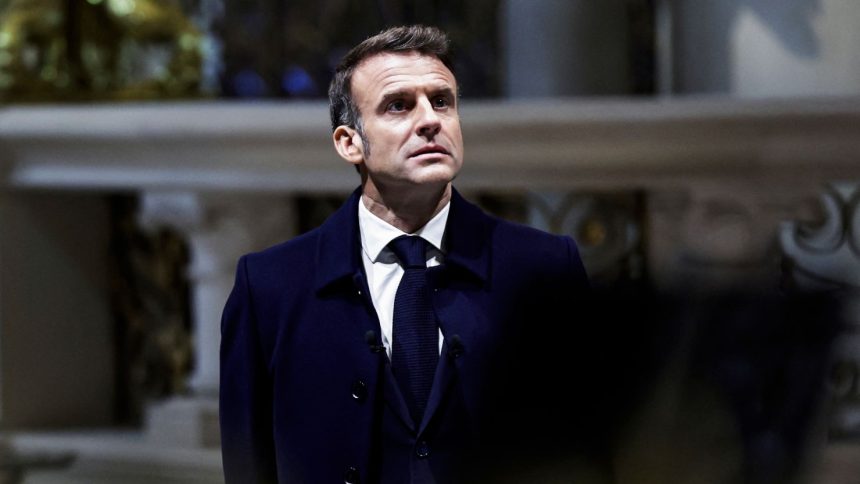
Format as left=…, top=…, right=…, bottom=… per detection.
left=0, top=0, right=203, bottom=101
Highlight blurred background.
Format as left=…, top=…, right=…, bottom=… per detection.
left=0, top=0, right=859, bottom=482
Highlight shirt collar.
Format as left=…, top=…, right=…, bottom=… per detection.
left=358, top=194, right=450, bottom=263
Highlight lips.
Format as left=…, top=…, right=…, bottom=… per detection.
left=409, top=145, right=450, bottom=158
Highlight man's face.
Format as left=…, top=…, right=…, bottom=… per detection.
left=349, top=51, right=463, bottom=192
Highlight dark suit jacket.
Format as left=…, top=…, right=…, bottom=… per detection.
left=220, top=187, right=600, bottom=483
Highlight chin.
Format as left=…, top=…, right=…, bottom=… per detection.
left=412, top=166, right=458, bottom=186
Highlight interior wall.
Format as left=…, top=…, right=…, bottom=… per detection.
left=0, top=191, right=114, bottom=428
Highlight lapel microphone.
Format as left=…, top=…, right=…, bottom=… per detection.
left=447, top=334, right=464, bottom=359
left=364, top=330, right=386, bottom=354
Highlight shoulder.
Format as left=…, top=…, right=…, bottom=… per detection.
left=248, top=228, right=318, bottom=263
left=493, top=216, right=585, bottom=277
left=451, top=191, right=587, bottom=282
left=464, top=198, right=578, bottom=264
left=240, top=186, right=361, bottom=277
left=450, top=187, right=564, bottom=239
left=450, top=188, right=569, bottom=249
left=493, top=216, right=570, bottom=251
left=239, top=228, right=320, bottom=285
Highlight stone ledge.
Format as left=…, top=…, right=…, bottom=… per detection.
left=1, top=97, right=858, bottom=193
left=806, top=442, right=860, bottom=484
left=9, top=430, right=222, bottom=484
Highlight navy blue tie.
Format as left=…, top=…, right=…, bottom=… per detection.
left=388, top=235, right=438, bottom=424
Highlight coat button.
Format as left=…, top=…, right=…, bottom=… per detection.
left=344, top=466, right=361, bottom=483
left=415, top=440, right=431, bottom=458
left=351, top=380, right=367, bottom=402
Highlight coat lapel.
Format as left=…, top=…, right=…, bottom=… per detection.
left=419, top=288, right=482, bottom=434
left=382, top=359, right=420, bottom=431
left=313, top=187, right=364, bottom=295
left=418, top=188, right=494, bottom=433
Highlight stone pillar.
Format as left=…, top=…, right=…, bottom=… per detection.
left=501, top=0, right=630, bottom=97
left=138, top=191, right=295, bottom=447
left=501, top=0, right=633, bottom=277
left=672, top=0, right=860, bottom=97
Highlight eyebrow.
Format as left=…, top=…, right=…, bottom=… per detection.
left=377, top=86, right=457, bottom=110
left=378, top=90, right=411, bottom=109
left=432, top=87, right=457, bottom=101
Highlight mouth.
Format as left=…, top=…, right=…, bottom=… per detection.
left=409, top=145, right=450, bottom=158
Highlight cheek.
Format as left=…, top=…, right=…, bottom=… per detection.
left=451, top=128, right=464, bottom=152
left=448, top=121, right=463, bottom=140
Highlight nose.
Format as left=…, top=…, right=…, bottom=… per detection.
left=415, top=97, right=441, bottom=139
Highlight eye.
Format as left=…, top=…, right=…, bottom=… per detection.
left=432, top=96, right=450, bottom=109
left=386, top=100, right=407, bottom=112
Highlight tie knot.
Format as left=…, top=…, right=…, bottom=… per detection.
left=388, top=235, right=429, bottom=268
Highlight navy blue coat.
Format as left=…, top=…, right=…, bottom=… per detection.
left=220, top=187, right=597, bottom=483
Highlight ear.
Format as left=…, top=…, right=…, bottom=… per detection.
left=333, top=126, right=365, bottom=166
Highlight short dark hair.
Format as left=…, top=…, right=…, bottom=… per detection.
left=328, top=25, right=455, bottom=134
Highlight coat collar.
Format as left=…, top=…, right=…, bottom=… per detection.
left=314, top=186, right=491, bottom=294
left=442, top=188, right=492, bottom=283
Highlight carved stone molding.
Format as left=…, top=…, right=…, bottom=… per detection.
left=781, top=183, right=860, bottom=290
left=648, top=185, right=809, bottom=290
left=780, top=183, right=860, bottom=440
left=2, top=98, right=860, bottom=193
left=528, top=191, right=643, bottom=286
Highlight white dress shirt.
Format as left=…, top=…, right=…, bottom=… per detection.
left=358, top=195, right=448, bottom=358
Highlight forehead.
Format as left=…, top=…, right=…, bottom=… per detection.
left=351, top=52, right=457, bottom=103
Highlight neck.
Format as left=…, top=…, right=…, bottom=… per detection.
left=361, top=183, right=451, bottom=233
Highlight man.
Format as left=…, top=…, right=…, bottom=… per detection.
left=220, top=25, right=599, bottom=483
